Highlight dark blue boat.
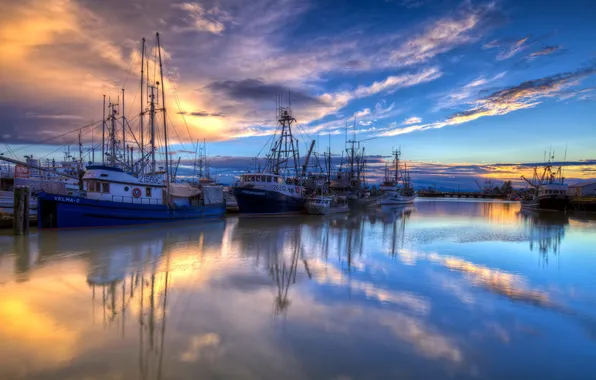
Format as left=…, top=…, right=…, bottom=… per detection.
left=233, top=106, right=308, bottom=216
left=234, top=184, right=305, bottom=216
left=37, top=191, right=225, bottom=228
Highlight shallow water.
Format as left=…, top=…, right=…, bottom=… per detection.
left=1, top=199, right=596, bottom=380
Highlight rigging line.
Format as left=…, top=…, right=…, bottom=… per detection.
left=40, top=126, right=96, bottom=159
left=166, top=114, right=194, bottom=163
left=1, top=120, right=103, bottom=156
left=162, top=55, right=195, bottom=152
left=0, top=135, right=19, bottom=160
left=121, top=51, right=139, bottom=91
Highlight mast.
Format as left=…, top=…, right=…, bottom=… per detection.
left=267, top=100, right=299, bottom=176
left=156, top=32, right=169, bottom=184
left=102, top=95, right=106, bottom=165
left=140, top=38, right=145, bottom=167
left=122, top=88, right=126, bottom=166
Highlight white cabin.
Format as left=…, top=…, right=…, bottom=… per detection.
left=83, top=166, right=166, bottom=204
left=537, top=183, right=568, bottom=198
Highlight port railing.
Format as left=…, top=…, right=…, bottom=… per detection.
left=111, top=195, right=160, bottom=205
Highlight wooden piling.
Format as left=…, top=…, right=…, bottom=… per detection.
left=13, top=186, right=30, bottom=235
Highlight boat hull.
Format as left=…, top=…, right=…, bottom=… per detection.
left=37, top=192, right=225, bottom=228
left=520, top=196, right=571, bottom=211
left=233, top=187, right=305, bottom=215
left=379, top=194, right=416, bottom=206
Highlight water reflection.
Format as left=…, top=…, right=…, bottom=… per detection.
left=519, top=209, right=569, bottom=260
left=1, top=201, right=596, bottom=379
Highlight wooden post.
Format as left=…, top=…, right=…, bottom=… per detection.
left=13, top=186, right=30, bottom=235
left=23, top=187, right=30, bottom=234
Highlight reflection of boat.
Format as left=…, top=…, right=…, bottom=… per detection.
left=305, top=195, right=349, bottom=215
left=520, top=155, right=571, bottom=211
left=379, top=149, right=416, bottom=206
left=519, top=209, right=568, bottom=256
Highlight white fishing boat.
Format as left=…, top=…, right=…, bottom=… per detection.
left=306, top=195, right=349, bottom=215
left=379, top=149, right=416, bottom=206
left=520, top=154, right=571, bottom=211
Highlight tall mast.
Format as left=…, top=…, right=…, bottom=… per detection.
left=149, top=85, right=156, bottom=172
left=110, top=99, right=117, bottom=167
left=156, top=32, right=169, bottom=183
left=122, top=88, right=126, bottom=166
left=140, top=38, right=145, bottom=166
left=102, top=95, right=106, bottom=165
left=78, top=130, right=83, bottom=169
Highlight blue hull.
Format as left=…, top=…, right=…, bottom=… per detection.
left=233, top=187, right=305, bottom=215
left=37, top=192, right=225, bottom=228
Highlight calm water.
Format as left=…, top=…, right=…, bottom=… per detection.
left=1, top=200, right=596, bottom=380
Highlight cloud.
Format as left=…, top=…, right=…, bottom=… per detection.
left=483, top=36, right=530, bottom=60
left=403, top=116, right=422, bottom=125
left=386, top=2, right=499, bottom=67
left=435, top=71, right=507, bottom=110
left=177, top=111, right=225, bottom=117
left=171, top=3, right=232, bottom=34
left=528, top=45, right=562, bottom=58
left=320, top=67, right=442, bottom=107
left=354, top=108, right=371, bottom=118
left=380, top=65, right=596, bottom=137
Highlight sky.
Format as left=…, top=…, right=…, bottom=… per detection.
left=1, top=0, right=595, bottom=189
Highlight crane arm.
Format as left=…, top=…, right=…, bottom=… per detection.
left=301, top=140, right=316, bottom=177
left=0, top=156, right=79, bottom=180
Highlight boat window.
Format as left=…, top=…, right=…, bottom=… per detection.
left=146, top=187, right=152, bottom=197
left=267, top=176, right=272, bottom=183
left=101, top=183, right=110, bottom=193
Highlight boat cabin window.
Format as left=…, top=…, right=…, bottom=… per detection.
left=146, top=187, right=152, bottom=197
left=267, top=176, right=272, bottom=183
left=101, top=183, right=110, bottom=193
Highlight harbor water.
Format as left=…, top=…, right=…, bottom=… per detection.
left=1, top=199, right=596, bottom=379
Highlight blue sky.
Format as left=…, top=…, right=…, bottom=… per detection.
left=1, top=0, right=595, bottom=187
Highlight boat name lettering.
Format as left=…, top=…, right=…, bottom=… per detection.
left=54, top=196, right=80, bottom=203
left=272, top=185, right=288, bottom=191
left=139, top=175, right=160, bottom=184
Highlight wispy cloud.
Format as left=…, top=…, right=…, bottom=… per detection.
left=435, top=71, right=507, bottom=110
left=403, top=116, right=422, bottom=125
left=380, top=65, right=596, bottom=136
left=483, top=36, right=530, bottom=60
left=320, top=67, right=442, bottom=107
left=386, top=2, right=499, bottom=67
left=171, top=3, right=232, bottom=34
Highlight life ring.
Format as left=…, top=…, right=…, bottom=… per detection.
left=132, top=188, right=142, bottom=198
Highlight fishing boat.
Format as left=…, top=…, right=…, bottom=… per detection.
left=306, top=195, right=349, bottom=215
left=520, top=154, right=571, bottom=211
left=379, top=149, right=416, bottom=206
left=233, top=103, right=306, bottom=215
left=37, top=33, right=225, bottom=228
left=328, top=133, right=379, bottom=208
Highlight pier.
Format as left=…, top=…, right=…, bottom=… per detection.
left=417, top=191, right=507, bottom=199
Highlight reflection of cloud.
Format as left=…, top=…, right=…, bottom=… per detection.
left=398, top=249, right=552, bottom=308
left=180, top=333, right=222, bottom=362
left=0, top=297, right=78, bottom=374
left=379, top=314, right=462, bottom=362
